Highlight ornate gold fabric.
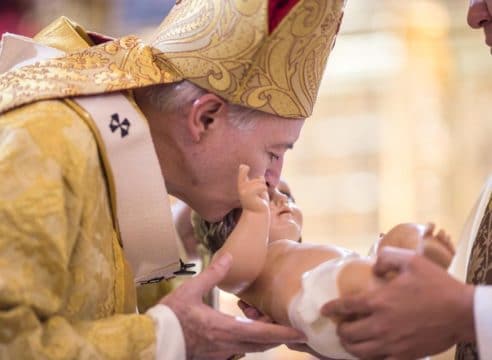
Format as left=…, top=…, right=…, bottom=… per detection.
left=0, top=34, right=183, bottom=115
left=0, top=18, right=159, bottom=359
left=455, top=195, right=492, bottom=360
left=34, top=16, right=95, bottom=52
left=0, top=0, right=345, bottom=118
left=152, top=0, right=345, bottom=117
left=0, top=99, right=155, bottom=359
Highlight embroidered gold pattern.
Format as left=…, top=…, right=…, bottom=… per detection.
left=0, top=100, right=155, bottom=358
left=455, top=196, right=492, bottom=359
left=0, top=0, right=344, bottom=118
left=152, top=0, right=345, bottom=117
left=0, top=36, right=182, bottom=114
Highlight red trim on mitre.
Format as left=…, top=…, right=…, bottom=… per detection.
left=87, top=31, right=114, bottom=45
left=268, top=0, right=301, bottom=33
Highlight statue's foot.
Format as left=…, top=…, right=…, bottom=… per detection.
left=422, top=224, right=455, bottom=269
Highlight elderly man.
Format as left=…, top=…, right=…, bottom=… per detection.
left=323, top=1, right=492, bottom=359
left=0, top=0, right=345, bottom=359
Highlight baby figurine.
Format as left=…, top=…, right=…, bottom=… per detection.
left=201, top=165, right=455, bottom=359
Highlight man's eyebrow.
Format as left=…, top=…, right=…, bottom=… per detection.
left=271, top=143, right=294, bottom=150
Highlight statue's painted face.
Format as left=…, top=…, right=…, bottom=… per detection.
left=268, top=180, right=303, bottom=242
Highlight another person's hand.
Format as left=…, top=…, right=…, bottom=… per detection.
left=237, top=164, right=269, bottom=214
left=160, top=253, right=306, bottom=359
left=322, top=247, right=475, bottom=359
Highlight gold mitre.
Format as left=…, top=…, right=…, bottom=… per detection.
left=151, top=0, right=346, bottom=118
left=0, top=0, right=345, bottom=117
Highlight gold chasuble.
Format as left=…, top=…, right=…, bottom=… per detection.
left=0, top=19, right=159, bottom=359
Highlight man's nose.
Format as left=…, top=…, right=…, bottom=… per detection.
left=264, top=157, right=284, bottom=189
left=468, top=0, right=492, bottom=29
left=265, top=169, right=280, bottom=189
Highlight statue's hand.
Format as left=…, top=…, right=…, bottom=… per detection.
left=237, top=164, right=269, bottom=213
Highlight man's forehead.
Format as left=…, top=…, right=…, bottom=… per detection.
left=267, top=118, right=305, bottom=145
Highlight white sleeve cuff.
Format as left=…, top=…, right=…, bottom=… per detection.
left=474, top=286, right=492, bottom=359
left=146, top=304, right=186, bottom=360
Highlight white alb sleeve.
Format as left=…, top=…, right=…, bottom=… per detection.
left=474, top=286, right=492, bottom=360
left=146, top=304, right=186, bottom=360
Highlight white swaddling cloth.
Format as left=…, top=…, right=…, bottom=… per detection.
left=288, top=255, right=360, bottom=360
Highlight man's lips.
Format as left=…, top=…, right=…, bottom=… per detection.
left=485, top=26, right=492, bottom=47
left=486, top=34, right=492, bottom=47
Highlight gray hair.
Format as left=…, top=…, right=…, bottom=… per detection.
left=143, top=80, right=261, bottom=130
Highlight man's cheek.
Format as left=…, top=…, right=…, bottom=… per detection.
left=247, top=162, right=267, bottom=179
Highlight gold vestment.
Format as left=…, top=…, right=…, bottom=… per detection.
left=0, top=18, right=158, bottom=359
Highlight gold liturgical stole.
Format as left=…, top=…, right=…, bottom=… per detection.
left=74, top=94, right=181, bottom=284
left=455, top=194, right=492, bottom=360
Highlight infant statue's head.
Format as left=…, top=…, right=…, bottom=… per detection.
left=193, top=178, right=303, bottom=254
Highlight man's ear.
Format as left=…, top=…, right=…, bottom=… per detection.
left=187, top=93, right=228, bottom=142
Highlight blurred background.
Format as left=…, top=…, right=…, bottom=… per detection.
left=2, top=0, right=491, bottom=359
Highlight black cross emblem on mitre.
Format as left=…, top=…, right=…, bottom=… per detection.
left=109, top=113, right=130, bottom=138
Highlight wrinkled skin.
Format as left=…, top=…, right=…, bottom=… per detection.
left=160, top=253, right=306, bottom=360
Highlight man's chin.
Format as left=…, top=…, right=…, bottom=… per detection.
left=199, top=208, right=231, bottom=223
left=202, top=206, right=241, bottom=223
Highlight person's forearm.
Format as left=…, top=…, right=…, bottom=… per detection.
left=215, top=209, right=269, bottom=294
